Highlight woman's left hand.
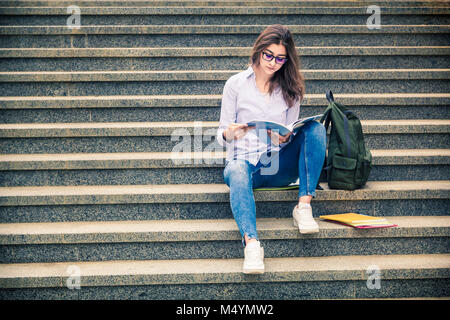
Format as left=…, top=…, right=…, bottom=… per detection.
left=267, top=130, right=292, bottom=146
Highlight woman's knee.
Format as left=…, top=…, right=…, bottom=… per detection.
left=307, top=121, right=326, bottom=137
left=304, top=121, right=326, bottom=146
left=292, top=121, right=326, bottom=145
left=223, top=159, right=252, bottom=186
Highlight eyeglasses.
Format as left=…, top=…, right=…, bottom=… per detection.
left=261, top=51, right=288, bottom=65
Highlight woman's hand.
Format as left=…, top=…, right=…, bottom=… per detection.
left=223, top=123, right=254, bottom=142
left=267, top=130, right=292, bottom=146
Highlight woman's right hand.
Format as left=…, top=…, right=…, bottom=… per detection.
left=223, top=123, right=254, bottom=142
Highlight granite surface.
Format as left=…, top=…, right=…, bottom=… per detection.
left=0, top=181, right=449, bottom=206
left=1, top=92, right=448, bottom=107
left=0, top=105, right=448, bottom=124
left=2, top=47, right=449, bottom=58
left=2, top=69, right=449, bottom=82
left=2, top=237, right=449, bottom=263
left=2, top=216, right=448, bottom=245
left=2, top=164, right=449, bottom=187
left=2, top=6, right=449, bottom=16
left=0, top=254, right=448, bottom=289
left=1, top=34, right=449, bottom=49
left=2, top=56, right=449, bottom=72
left=1, top=25, right=449, bottom=35
left=0, top=197, right=449, bottom=223
left=0, top=278, right=448, bottom=299
left=1, top=79, right=448, bottom=96
left=0, top=132, right=448, bottom=153
left=1, top=0, right=448, bottom=8
left=1, top=14, right=448, bottom=29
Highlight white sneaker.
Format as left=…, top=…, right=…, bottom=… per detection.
left=243, top=241, right=265, bottom=274
left=293, top=203, right=319, bottom=234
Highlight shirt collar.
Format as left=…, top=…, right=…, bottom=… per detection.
left=243, top=65, right=255, bottom=78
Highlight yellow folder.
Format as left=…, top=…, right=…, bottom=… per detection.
left=319, top=213, right=397, bottom=229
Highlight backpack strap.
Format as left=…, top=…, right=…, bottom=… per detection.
left=326, top=90, right=334, bottom=103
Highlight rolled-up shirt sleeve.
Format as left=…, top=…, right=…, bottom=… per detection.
left=216, top=77, right=238, bottom=147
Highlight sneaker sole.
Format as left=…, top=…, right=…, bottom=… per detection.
left=299, top=227, right=319, bottom=234
left=293, top=218, right=319, bottom=234
left=243, top=267, right=265, bottom=275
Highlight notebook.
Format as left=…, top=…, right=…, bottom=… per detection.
left=319, top=213, right=397, bottom=229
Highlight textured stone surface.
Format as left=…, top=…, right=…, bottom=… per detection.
left=1, top=216, right=449, bottom=263
left=4, top=56, right=450, bottom=72
left=2, top=25, right=449, bottom=35
left=1, top=216, right=448, bottom=244
left=0, top=180, right=449, bottom=206
left=0, top=254, right=449, bottom=290
left=0, top=121, right=448, bottom=153
left=1, top=150, right=449, bottom=186
left=1, top=94, right=448, bottom=123
left=0, top=198, right=449, bottom=223
left=1, top=79, right=448, bottom=96
left=2, top=34, right=449, bottom=49
left=0, top=278, right=449, bottom=300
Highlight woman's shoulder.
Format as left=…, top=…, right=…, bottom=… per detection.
left=225, top=66, right=254, bottom=88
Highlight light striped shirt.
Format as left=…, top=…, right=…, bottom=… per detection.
left=216, top=65, right=301, bottom=165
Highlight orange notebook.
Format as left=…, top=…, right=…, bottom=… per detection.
left=319, top=213, right=397, bottom=229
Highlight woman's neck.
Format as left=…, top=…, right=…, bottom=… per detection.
left=252, top=64, right=271, bottom=84
left=252, top=64, right=271, bottom=94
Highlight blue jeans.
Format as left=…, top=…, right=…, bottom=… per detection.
left=223, top=121, right=327, bottom=246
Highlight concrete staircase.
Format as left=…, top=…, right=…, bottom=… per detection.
left=0, top=0, right=449, bottom=299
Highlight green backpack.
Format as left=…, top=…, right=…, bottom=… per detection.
left=320, top=91, right=372, bottom=190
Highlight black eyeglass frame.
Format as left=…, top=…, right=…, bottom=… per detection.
left=261, top=50, right=288, bottom=65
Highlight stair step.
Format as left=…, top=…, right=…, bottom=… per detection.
left=2, top=92, right=449, bottom=108
left=1, top=69, right=448, bottom=96
left=0, top=120, right=448, bottom=153
left=2, top=25, right=448, bottom=48
left=4, top=6, right=450, bottom=15
left=2, top=216, right=448, bottom=244
left=2, top=68, right=449, bottom=81
left=2, top=215, right=448, bottom=243
left=1, top=120, right=448, bottom=136
left=2, top=46, right=449, bottom=58
left=2, top=0, right=450, bottom=7
left=2, top=149, right=448, bottom=169
left=1, top=93, right=449, bottom=123
left=1, top=149, right=449, bottom=186
left=2, top=25, right=449, bottom=35
left=1, top=180, right=448, bottom=206
left=0, top=253, right=448, bottom=299
left=1, top=180, right=448, bottom=223
left=1, top=216, right=448, bottom=263
left=2, top=46, right=449, bottom=71
left=2, top=6, right=449, bottom=27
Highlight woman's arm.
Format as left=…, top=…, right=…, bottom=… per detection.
left=216, top=78, right=237, bottom=146
left=216, top=77, right=253, bottom=144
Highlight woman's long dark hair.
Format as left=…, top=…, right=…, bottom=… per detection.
left=250, top=24, right=305, bottom=108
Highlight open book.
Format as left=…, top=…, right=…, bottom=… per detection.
left=319, top=213, right=398, bottom=229
left=247, top=114, right=323, bottom=136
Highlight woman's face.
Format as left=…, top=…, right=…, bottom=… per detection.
left=258, top=43, right=287, bottom=77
